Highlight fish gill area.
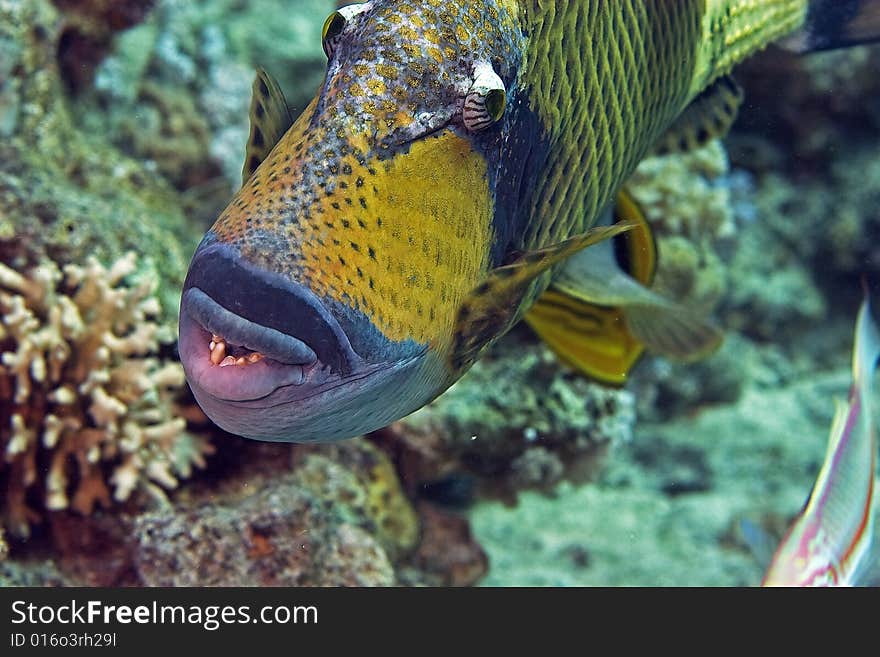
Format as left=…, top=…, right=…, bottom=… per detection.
left=0, top=0, right=878, bottom=586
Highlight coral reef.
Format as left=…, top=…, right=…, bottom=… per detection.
left=726, top=44, right=880, bottom=318
left=0, top=0, right=201, bottom=319
left=0, top=438, right=486, bottom=586
left=133, top=472, right=400, bottom=587
left=0, top=557, right=65, bottom=586
left=391, top=332, right=636, bottom=499
left=73, top=0, right=336, bottom=201
left=294, top=441, right=419, bottom=562
left=627, top=140, right=734, bottom=313
left=400, top=502, right=488, bottom=587
left=471, top=372, right=853, bottom=586
left=578, top=141, right=748, bottom=422
left=0, top=252, right=212, bottom=538
left=52, top=0, right=156, bottom=93
left=731, top=46, right=880, bottom=174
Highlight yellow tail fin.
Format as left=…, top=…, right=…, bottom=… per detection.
left=525, top=290, right=643, bottom=386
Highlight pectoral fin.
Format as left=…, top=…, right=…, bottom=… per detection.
left=624, top=303, right=723, bottom=362
left=525, top=191, right=723, bottom=385
left=527, top=289, right=722, bottom=385
left=653, top=76, right=743, bottom=156
left=449, top=222, right=634, bottom=373
left=242, top=67, right=294, bottom=185
left=525, top=290, right=642, bottom=385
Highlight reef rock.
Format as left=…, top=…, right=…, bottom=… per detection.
left=391, top=332, right=636, bottom=499
left=0, top=0, right=201, bottom=319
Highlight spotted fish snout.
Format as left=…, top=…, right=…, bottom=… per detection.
left=179, top=0, right=525, bottom=442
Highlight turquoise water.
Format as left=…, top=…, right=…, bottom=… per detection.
left=1, top=0, right=879, bottom=587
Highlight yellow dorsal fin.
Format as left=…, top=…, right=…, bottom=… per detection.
left=242, top=67, right=294, bottom=185
left=653, top=75, right=743, bottom=156
left=449, top=222, right=634, bottom=374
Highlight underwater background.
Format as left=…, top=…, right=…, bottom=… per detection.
left=1, top=0, right=879, bottom=586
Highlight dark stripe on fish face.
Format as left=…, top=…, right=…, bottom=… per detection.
left=488, top=89, right=551, bottom=267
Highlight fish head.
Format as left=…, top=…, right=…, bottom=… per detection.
left=179, top=1, right=524, bottom=442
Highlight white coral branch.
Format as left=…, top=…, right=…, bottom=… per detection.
left=1, top=253, right=212, bottom=537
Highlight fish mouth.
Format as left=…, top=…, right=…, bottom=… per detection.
left=179, top=242, right=364, bottom=404
left=179, top=241, right=435, bottom=442
left=180, top=288, right=319, bottom=402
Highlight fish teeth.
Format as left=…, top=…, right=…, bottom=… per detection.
left=209, top=337, right=226, bottom=365
left=210, top=334, right=266, bottom=367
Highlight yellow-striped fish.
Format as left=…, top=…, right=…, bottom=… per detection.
left=762, top=297, right=879, bottom=586
left=179, top=0, right=880, bottom=442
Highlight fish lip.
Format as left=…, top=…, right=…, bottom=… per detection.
left=179, top=241, right=434, bottom=440
left=183, top=242, right=361, bottom=375
left=185, top=342, right=434, bottom=443
left=179, top=241, right=367, bottom=403
left=182, top=288, right=317, bottom=366
left=253, top=349, right=427, bottom=407
left=178, top=303, right=312, bottom=403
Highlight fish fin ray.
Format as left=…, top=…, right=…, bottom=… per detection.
left=448, top=222, right=634, bottom=374
left=653, top=76, right=743, bottom=155
left=242, top=67, right=294, bottom=185
left=610, top=188, right=657, bottom=285
left=553, top=191, right=657, bottom=307
left=624, top=302, right=724, bottom=362
left=527, top=189, right=719, bottom=381
left=525, top=290, right=642, bottom=386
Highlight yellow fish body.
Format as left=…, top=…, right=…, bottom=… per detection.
left=179, top=0, right=880, bottom=442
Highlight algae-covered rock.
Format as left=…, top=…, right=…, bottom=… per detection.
left=0, top=0, right=201, bottom=320
left=395, top=332, right=636, bottom=497
left=13, top=437, right=485, bottom=586
left=74, top=0, right=335, bottom=197
left=628, top=141, right=733, bottom=313
left=471, top=373, right=852, bottom=586
left=134, top=473, right=398, bottom=587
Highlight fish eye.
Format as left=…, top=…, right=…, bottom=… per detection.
left=463, top=64, right=507, bottom=132
left=322, top=11, right=347, bottom=58
left=321, top=3, right=370, bottom=59
left=485, top=89, right=507, bottom=122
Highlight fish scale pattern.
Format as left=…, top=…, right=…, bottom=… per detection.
left=520, top=1, right=703, bottom=254
left=208, top=0, right=809, bottom=347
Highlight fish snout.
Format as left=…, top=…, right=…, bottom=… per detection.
left=179, top=242, right=361, bottom=401
left=179, top=240, right=438, bottom=443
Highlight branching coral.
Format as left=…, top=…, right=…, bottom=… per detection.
left=0, top=252, right=213, bottom=538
